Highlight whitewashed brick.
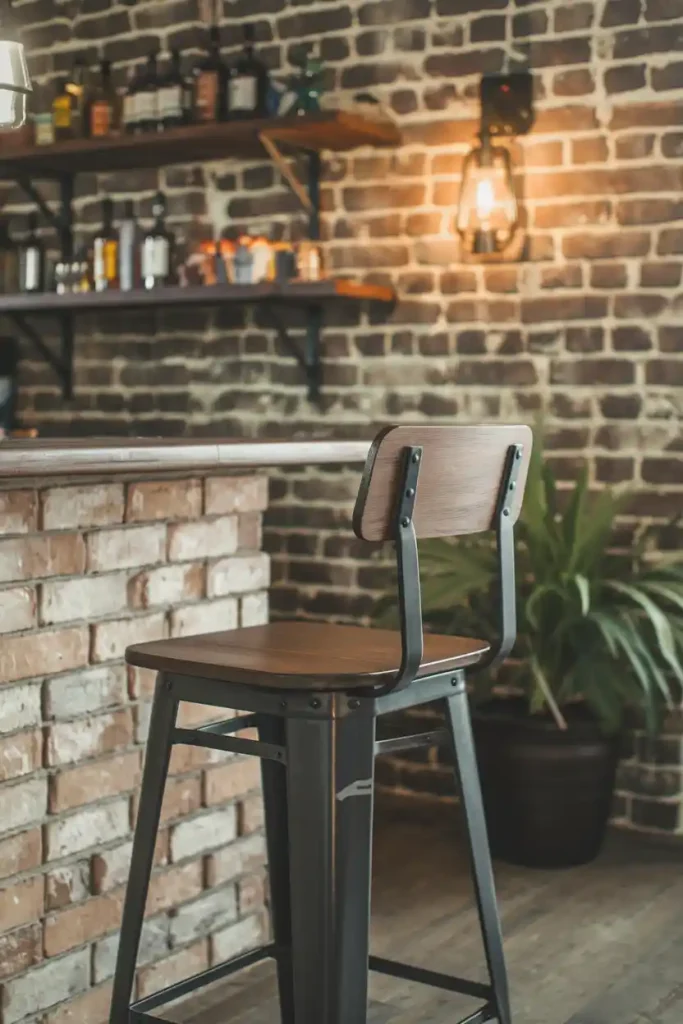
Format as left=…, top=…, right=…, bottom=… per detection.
left=47, top=710, right=130, bottom=767
left=208, top=553, right=270, bottom=597
left=46, top=799, right=130, bottom=859
left=45, top=665, right=127, bottom=721
left=88, top=525, right=166, bottom=573
left=92, top=612, right=166, bottom=662
left=0, top=776, right=47, bottom=832
left=168, top=516, right=238, bottom=562
left=170, top=885, right=237, bottom=947
left=208, top=834, right=267, bottom=886
left=170, top=598, right=238, bottom=638
left=241, top=591, right=269, bottom=628
left=92, top=840, right=133, bottom=893
left=205, top=476, right=268, bottom=516
left=0, top=683, right=41, bottom=733
left=43, top=484, right=124, bottom=531
left=171, top=807, right=237, bottom=861
left=0, top=586, right=36, bottom=633
left=2, top=947, right=90, bottom=1023
left=212, top=914, right=264, bottom=964
left=129, top=563, right=204, bottom=609
left=94, top=915, right=169, bottom=982
left=46, top=861, right=90, bottom=910
left=41, top=572, right=129, bottom=625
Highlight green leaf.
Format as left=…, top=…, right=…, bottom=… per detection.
left=605, top=580, right=683, bottom=681
left=572, top=574, right=591, bottom=616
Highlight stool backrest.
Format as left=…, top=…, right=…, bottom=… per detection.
left=353, top=424, right=533, bottom=543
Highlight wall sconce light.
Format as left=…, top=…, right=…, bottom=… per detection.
left=457, top=72, right=533, bottom=261
left=0, top=2, right=31, bottom=130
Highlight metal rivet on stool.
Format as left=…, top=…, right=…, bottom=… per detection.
left=503, top=509, right=510, bottom=517
left=348, top=699, right=360, bottom=710
left=401, top=517, right=410, bottom=527
left=406, top=488, right=415, bottom=498
left=412, top=452, right=420, bottom=463
left=280, top=700, right=287, bottom=709
left=310, top=698, right=321, bottom=709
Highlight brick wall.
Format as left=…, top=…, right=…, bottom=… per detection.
left=0, top=473, right=270, bottom=1021
left=4, top=0, right=682, bottom=833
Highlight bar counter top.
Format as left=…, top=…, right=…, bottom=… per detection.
left=0, top=436, right=372, bottom=479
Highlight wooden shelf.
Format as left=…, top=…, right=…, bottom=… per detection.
left=0, top=111, right=400, bottom=179
left=0, top=279, right=395, bottom=314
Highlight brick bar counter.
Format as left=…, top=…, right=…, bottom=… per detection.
left=0, top=437, right=368, bottom=1024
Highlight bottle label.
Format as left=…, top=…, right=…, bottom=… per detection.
left=142, top=236, right=169, bottom=282
left=53, top=98, right=71, bottom=129
left=90, top=101, right=111, bottom=137
left=137, top=90, right=157, bottom=122
left=123, top=93, right=137, bottom=128
left=159, top=84, right=182, bottom=120
left=195, top=71, right=219, bottom=120
left=94, top=238, right=117, bottom=287
left=24, top=248, right=40, bottom=291
left=229, top=75, right=257, bottom=113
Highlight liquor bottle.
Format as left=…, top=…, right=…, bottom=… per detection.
left=118, top=200, right=141, bottom=291
left=52, top=79, right=73, bottom=140
left=89, top=60, right=116, bottom=137
left=193, top=25, right=226, bottom=122
left=141, top=192, right=174, bottom=289
left=93, top=198, right=118, bottom=291
left=159, top=49, right=192, bottom=129
left=122, top=64, right=141, bottom=135
left=228, top=24, right=269, bottom=119
left=18, top=213, right=45, bottom=293
left=137, top=51, right=160, bottom=133
left=65, top=56, right=88, bottom=137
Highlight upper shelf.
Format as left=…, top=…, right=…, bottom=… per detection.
left=0, top=111, right=401, bottom=179
left=0, top=279, right=396, bottom=314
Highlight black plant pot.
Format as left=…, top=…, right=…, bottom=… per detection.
left=472, top=700, right=620, bottom=869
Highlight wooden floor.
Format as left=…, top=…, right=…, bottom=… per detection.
left=167, top=811, right=683, bottom=1024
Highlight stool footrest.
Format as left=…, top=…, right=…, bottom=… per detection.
left=375, top=727, right=449, bottom=756
left=129, top=942, right=275, bottom=1017
left=369, top=955, right=492, bottom=1001
left=172, top=726, right=286, bottom=763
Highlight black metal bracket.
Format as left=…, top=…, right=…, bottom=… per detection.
left=172, top=712, right=286, bottom=763
left=4, top=174, right=75, bottom=399
left=261, top=302, right=322, bottom=404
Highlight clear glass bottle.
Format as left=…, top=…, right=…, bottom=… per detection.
left=228, top=24, right=269, bottom=119
left=93, top=198, right=118, bottom=291
left=193, top=25, right=226, bottom=122
left=89, top=59, right=116, bottom=138
left=118, top=199, right=141, bottom=291
left=141, top=192, right=174, bottom=289
left=18, top=213, right=45, bottom=293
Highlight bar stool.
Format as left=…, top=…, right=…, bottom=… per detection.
left=109, top=423, right=532, bottom=1024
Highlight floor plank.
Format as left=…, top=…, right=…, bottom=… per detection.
left=166, top=812, right=683, bottom=1024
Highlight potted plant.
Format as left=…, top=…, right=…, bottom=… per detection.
left=388, top=442, right=683, bottom=868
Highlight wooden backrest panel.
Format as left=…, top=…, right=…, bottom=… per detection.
left=352, top=424, right=533, bottom=542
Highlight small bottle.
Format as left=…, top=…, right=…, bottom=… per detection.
left=65, top=56, right=88, bottom=137
left=93, top=198, right=118, bottom=291
left=118, top=199, right=141, bottom=291
left=137, top=52, right=160, bottom=133
left=228, top=24, right=269, bottom=119
left=159, top=49, right=192, bottom=129
left=52, top=78, right=73, bottom=141
left=18, top=213, right=45, bottom=293
left=141, top=192, right=174, bottom=289
left=89, top=60, right=115, bottom=138
left=122, top=64, right=141, bottom=135
left=193, top=25, right=226, bottom=122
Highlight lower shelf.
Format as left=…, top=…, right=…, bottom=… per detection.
left=1, top=278, right=396, bottom=405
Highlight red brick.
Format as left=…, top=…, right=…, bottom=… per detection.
left=0, top=586, right=36, bottom=634
left=239, top=792, right=265, bottom=836
left=239, top=872, right=266, bottom=915
left=137, top=940, right=209, bottom=999
left=47, top=710, right=133, bottom=768
left=91, top=612, right=166, bottom=662
left=168, top=516, right=238, bottom=562
left=237, top=513, right=262, bottom=551
left=87, top=525, right=166, bottom=573
left=128, top=562, right=204, bottom=609
left=0, top=534, right=86, bottom=584
left=204, top=758, right=262, bottom=806
left=127, top=664, right=157, bottom=700
left=0, top=626, right=88, bottom=683
left=0, top=828, right=42, bottom=880
left=0, top=875, right=43, bottom=934
left=42, top=484, right=124, bottom=531
left=126, top=479, right=202, bottom=522
left=44, top=890, right=124, bottom=957
left=49, top=750, right=141, bottom=812
left=157, top=775, right=202, bottom=825
left=45, top=862, right=90, bottom=911
left=0, top=923, right=42, bottom=981
left=43, top=983, right=113, bottom=1024
left=0, top=491, right=38, bottom=535
left=205, top=476, right=269, bottom=516
left=0, top=729, right=42, bottom=782
left=146, top=860, right=203, bottom=915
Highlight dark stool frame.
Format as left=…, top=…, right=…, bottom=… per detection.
left=110, top=440, right=524, bottom=1024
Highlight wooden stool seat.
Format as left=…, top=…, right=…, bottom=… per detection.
left=127, top=621, right=490, bottom=691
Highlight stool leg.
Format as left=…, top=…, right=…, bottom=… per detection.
left=446, top=689, right=512, bottom=1024
left=259, top=714, right=294, bottom=1024
left=286, top=705, right=375, bottom=1024
left=109, top=675, right=178, bottom=1024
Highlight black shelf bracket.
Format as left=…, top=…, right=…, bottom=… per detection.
left=262, top=302, right=322, bottom=404
left=6, top=174, right=75, bottom=399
